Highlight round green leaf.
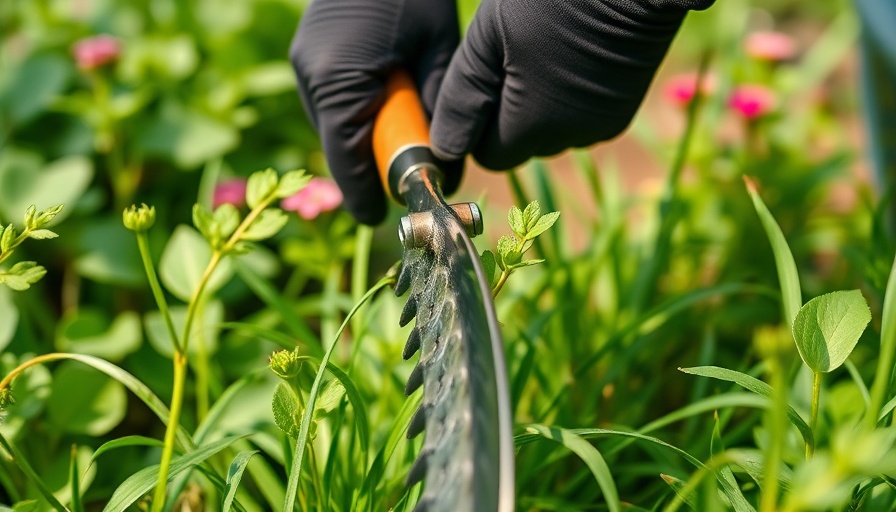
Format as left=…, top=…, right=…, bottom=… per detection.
left=74, top=216, right=145, bottom=287
left=0, top=154, right=92, bottom=226
left=46, top=362, right=127, bottom=436
left=55, top=309, right=142, bottom=361
left=160, top=225, right=233, bottom=302
left=792, top=289, right=872, bottom=373
left=144, top=300, right=223, bottom=358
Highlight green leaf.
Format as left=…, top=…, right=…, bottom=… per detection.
left=0, top=155, right=92, bottom=226
left=497, top=235, right=520, bottom=269
left=192, top=203, right=215, bottom=241
left=660, top=474, right=698, bottom=510
left=46, top=361, right=127, bottom=436
left=144, top=300, right=223, bottom=359
left=1, top=225, right=15, bottom=252
left=272, top=382, right=301, bottom=439
left=88, top=436, right=166, bottom=470
left=69, top=445, right=85, bottom=512
left=276, top=170, right=311, bottom=199
left=0, top=287, right=18, bottom=351
left=214, top=203, right=241, bottom=240
left=222, top=451, right=259, bottom=512
left=0, top=54, right=72, bottom=125
left=241, top=209, right=287, bottom=241
left=522, top=200, right=541, bottom=231
left=679, top=366, right=814, bottom=449
left=508, top=206, right=525, bottom=237
left=56, top=309, right=142, bottom=361
left=22, top=205, right=36, bottom=229
left=480, top=250, right=497, bottom=288
left=525, top=211, right=560, bottom=240
left=0, top=262, right=46, bottom=290
left=315, top=379, right=345, bottom=413
left=510, top=258, right=545, bottom=269
left=0, top=433, right=68, bottom=512
left=74, top=216, right=144, bottom=287
left=524, top=424, right=621, bottom=512
left=744, top=177, right=802, bottom=326
left=103, top=435, right=246, bottom=512
left=246, top=168, right=279, bottom=209
left=27, top=229, right=57, bottom=240
left=135, top=107, right=238, bottom=169
left=34, top=205, right=65, bottom=227
left=159, top=225, right=233, bottom=302
left=792, top=290, right=871, bottom=373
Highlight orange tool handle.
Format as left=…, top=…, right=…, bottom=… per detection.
left=372, top=70, right=434, bottom=202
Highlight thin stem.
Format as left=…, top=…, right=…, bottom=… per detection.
left=0, top=353, right=71, bottom=391
left=151, top=351, right=187, bottom=512
left=192, top=297, right=210, bottom=423
left=867, top=250, right=896, bottom=430
left=760, top=355, right=787, bottom=512
left=807, top=371, right=822, bottom=458
left=492, top=270, right=510, bottom=298
left=181, top=251, right=222, bottom=354
left=136, top=232, right=180, bottom=351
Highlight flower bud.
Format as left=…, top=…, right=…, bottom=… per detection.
left=123, top=204, right=156, bottom=232
left=269, top=348, right=303, bottom=379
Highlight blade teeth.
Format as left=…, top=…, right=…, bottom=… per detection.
left=406, top=449, right=431, bottom=487
left=405, top=360, right=424, bottom=396
left=407, top=404, right=428, bottom=439
left=402, top=327, right=421, bottom=360
left=399, top=295, right=418, bottom=327
left=395, top=261, right=412, bottom=296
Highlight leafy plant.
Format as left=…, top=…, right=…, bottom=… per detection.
left=0, top=204, right=64, bottom=291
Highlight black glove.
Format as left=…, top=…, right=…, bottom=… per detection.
left=290, top=0, right=463, bottom=225
left=430, top=0, right=715, bottom=170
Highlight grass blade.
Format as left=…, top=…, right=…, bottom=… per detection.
left=282, top=276, right=393, bottom=511
left=868, top=250, right=896, bottom=429
left=194, top=369, right=265, bottom=445
left=679, top=366, right=814, bottom=450
left=103, top=435, right=246, bottom=512
left=0, top=432, right=68, bottom=512
left=222, top=450, right=259, bottom=512
left=88, top=436, right=166, bottom=470
left=744, top=176, right=802, bottom=326
left=523, top=425, right=621, bottom=512
left=68, top=445, right=84, bottom=512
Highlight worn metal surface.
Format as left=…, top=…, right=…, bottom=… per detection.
left=394, top=167, right=514, bottom=512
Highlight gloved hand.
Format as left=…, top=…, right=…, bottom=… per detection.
left=290, top=0, right=463, bottom=225
left=429, top=0, right=715, bottom=169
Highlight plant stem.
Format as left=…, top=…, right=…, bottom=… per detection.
left=151, top=350, right=187, bottom=512
left=807, top=371, right=822, bottom=458
left=492, top=270, right=510, bottom=298
left=761, top=355, right=787, bottom=512
left=867, top=251, right=896, bottom=430
left=136, top=232, right=180, bottom=351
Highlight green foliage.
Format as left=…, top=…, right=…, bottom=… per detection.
left=0, top=204, right=65, bottom=291
left=483, top=200, right=559, bottom=297
left=792, top=290, right=871, bottom=373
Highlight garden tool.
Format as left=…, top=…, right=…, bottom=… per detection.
left=372, top=70, right=515, bottom=512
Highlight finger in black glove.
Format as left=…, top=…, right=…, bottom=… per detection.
left=291, top=0, right=463, bottom=225
left=430, top=0, right=715, bottom=170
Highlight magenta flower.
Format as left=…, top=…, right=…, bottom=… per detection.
left=728, top=85, right=776, bottom=120
left=213, top=178, right=248, bottom=209
left=744, top=31, right=796, bottom=62
left=662, top=72, right=716, bottom=108
left=280, top=177, right=343, bottom=220
left=72, top=35, right=121, bottom=71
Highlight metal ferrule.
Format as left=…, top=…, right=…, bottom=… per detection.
left=387, top=145, right=444, bottom=204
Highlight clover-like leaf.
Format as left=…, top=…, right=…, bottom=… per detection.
left=246, top=168, right=279, bottom=209
left=508, top=206, right=525, bottom=238
left=525, top=211, right=560, bottom=240
left=241, top=209, right=288, bottom=241
left=276, top=170, right=311, bottom=199
left=792, top=290, right=871, bottom=373
left=0, top=261, right=47, bottom=290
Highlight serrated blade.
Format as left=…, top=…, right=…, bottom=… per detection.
left=396, top=168, right=514, bottom=512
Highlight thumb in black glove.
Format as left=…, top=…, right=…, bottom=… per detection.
left=290, top=0, right=463, bottom=225
left=430, top=0, right=714, bottom=170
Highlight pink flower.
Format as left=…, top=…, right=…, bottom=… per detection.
left=213, top=178, right=248, bottom=209
left=744, top=31, right=796, bottom=62
left=280, top=177, right=343, bottom=220
left=662, top=72, right=717, bottom=108
left=72, top=35, right=121, bottom=70
left=728, top=85, right=776, bottom=119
